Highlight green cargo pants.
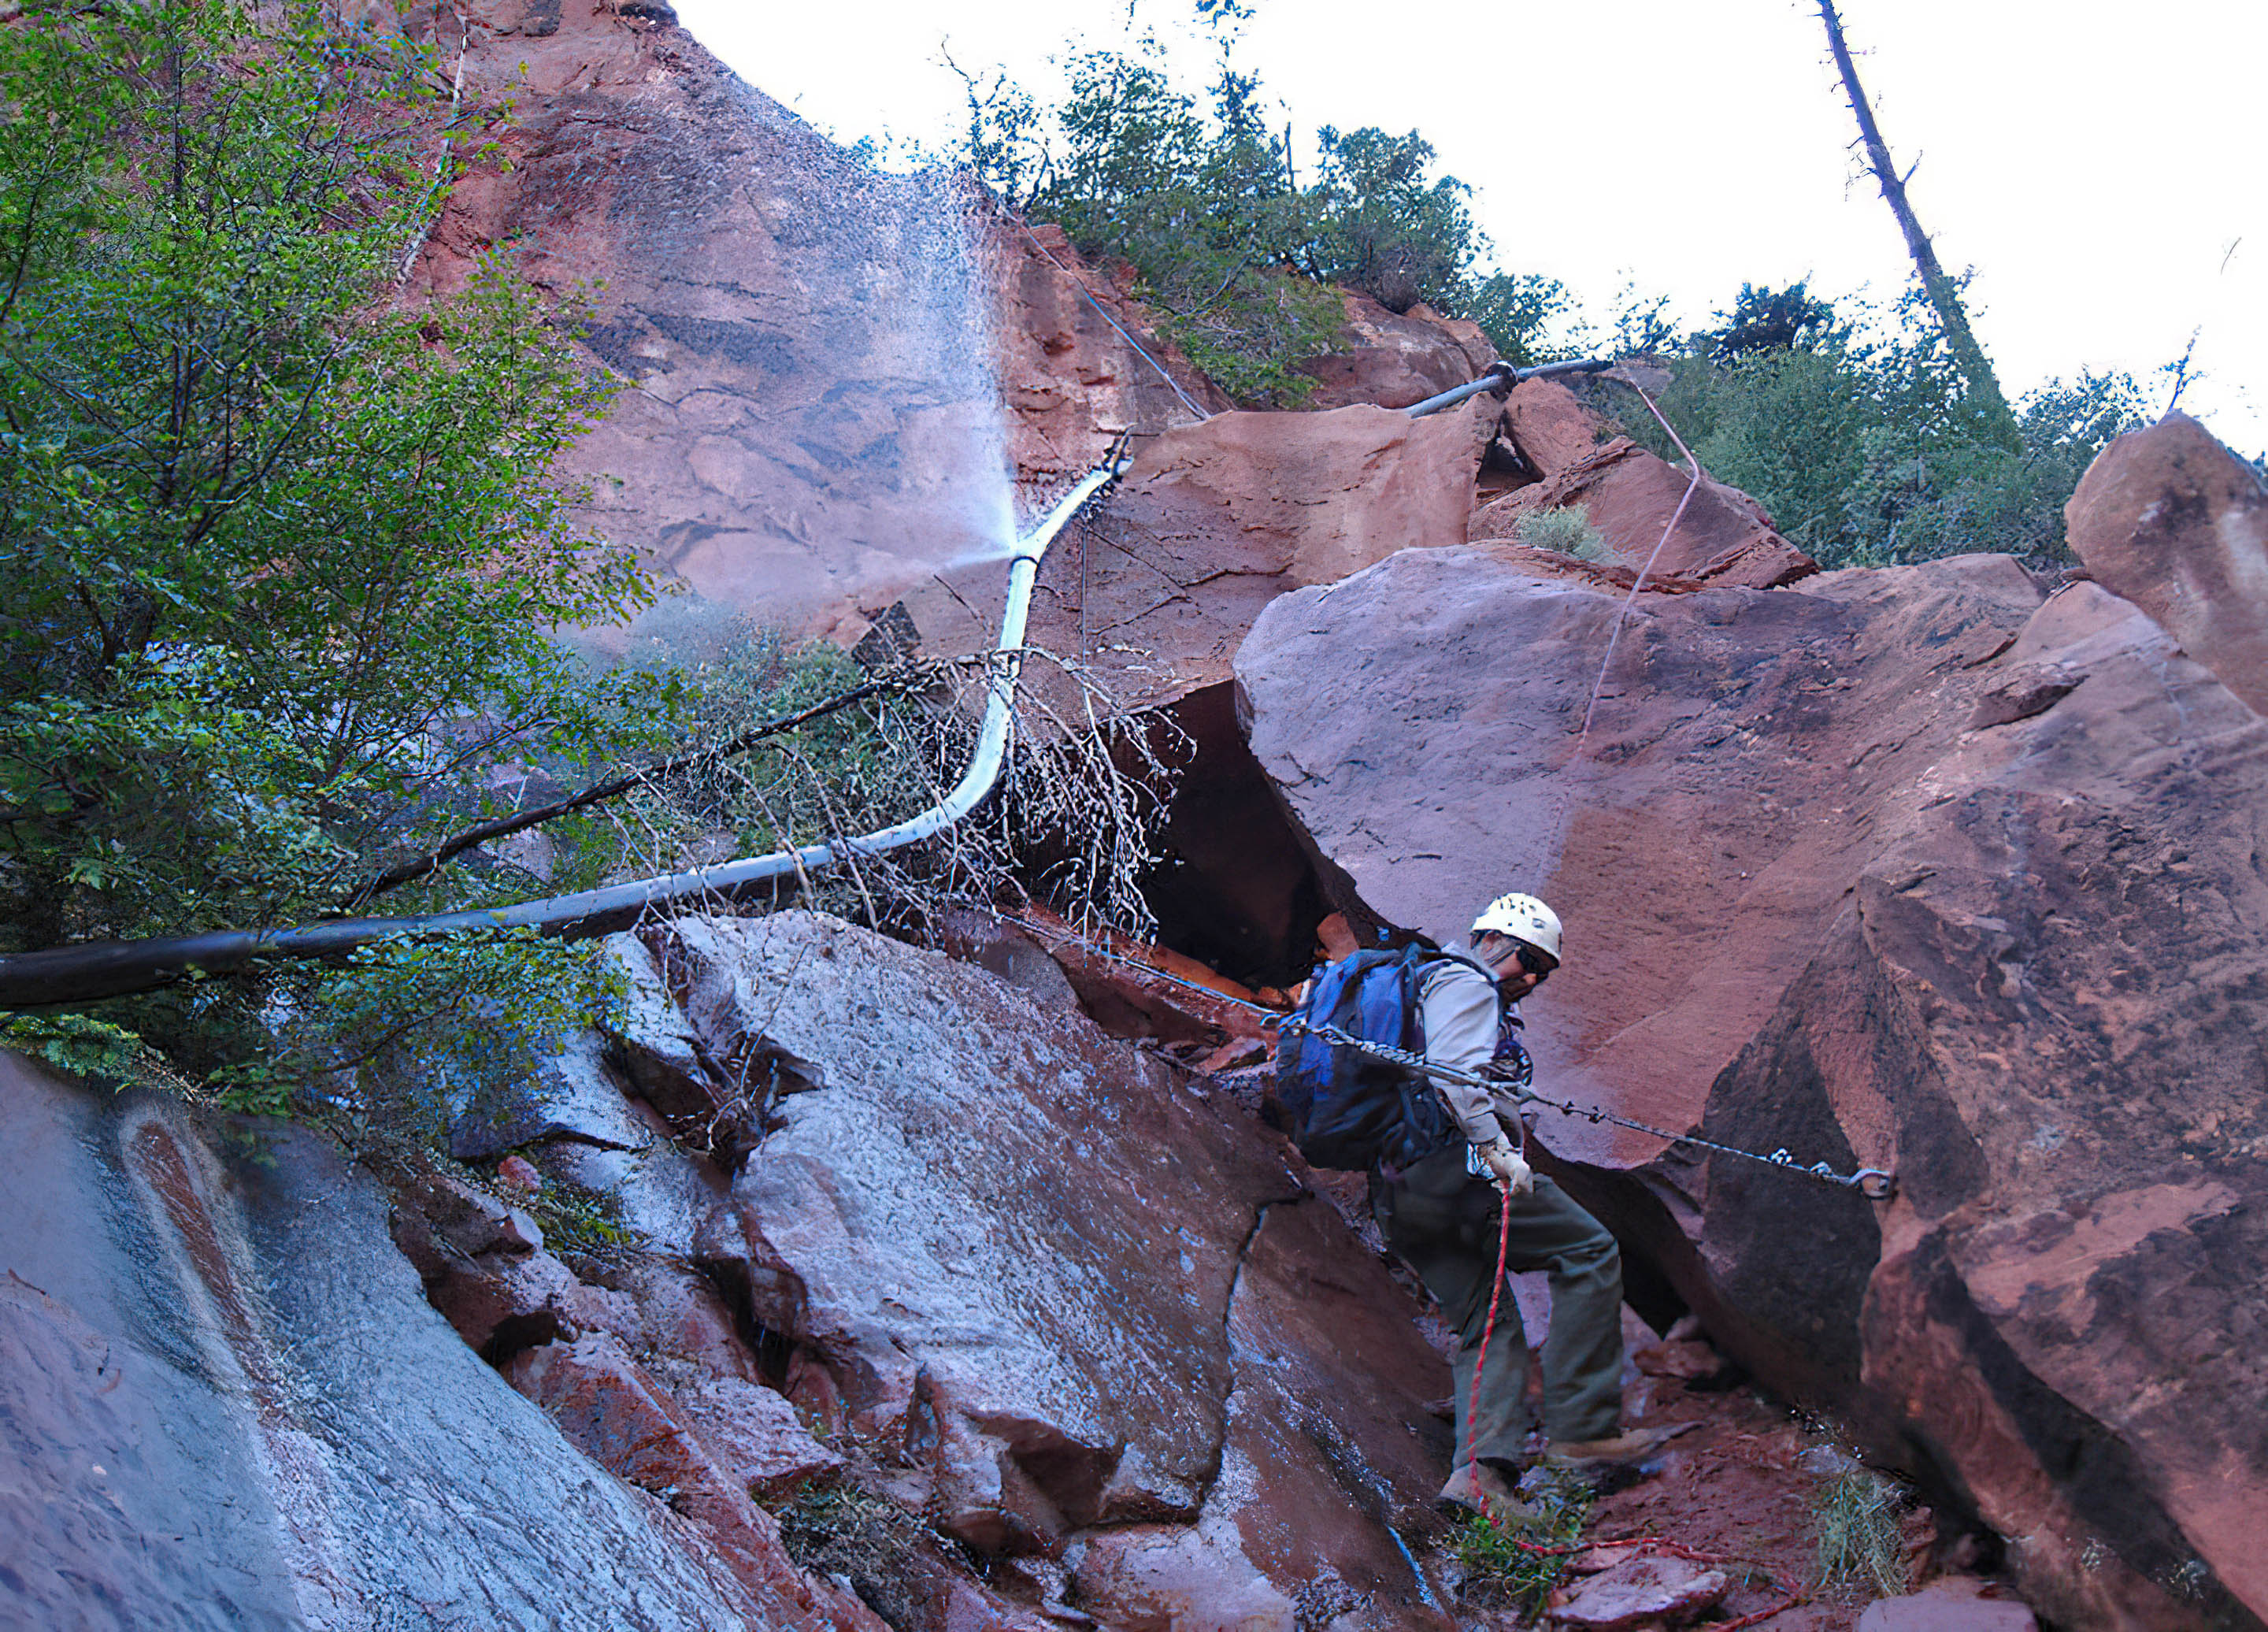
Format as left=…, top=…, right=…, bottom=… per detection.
left=1375, top=1147, right=1625, bottom=1465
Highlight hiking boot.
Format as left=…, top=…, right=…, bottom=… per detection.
left=1434, top=1461, right=1546, bottom=1525
left=1542, top=1421, right=1699, bottom=1471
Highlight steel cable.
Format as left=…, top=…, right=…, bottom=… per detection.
left=995, top=907, right=1895, bottom=1199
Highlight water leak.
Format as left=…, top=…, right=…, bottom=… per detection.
left=584, top=96, right=1021, bottom=654
left=122, top=1107, right=358, bottom=1628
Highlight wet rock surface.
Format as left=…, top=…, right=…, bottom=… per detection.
left=401, top=2, right=1495, bottom=648
left=644, top=911, right=1455, bottom=1621
left=0, top=1053, right=807, bottom=1629
left=500, top=1331, right=883, bottom=1627
left=0, top=901, right=1470, bottom=1627
left=396, top=2, right=1224, bottom=647
left=1238, top=543, right=2268, bottom=1630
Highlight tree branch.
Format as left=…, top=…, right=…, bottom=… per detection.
left=335, top=677, right=895, bottom=911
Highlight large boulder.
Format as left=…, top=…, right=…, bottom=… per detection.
left=0, top=1052, right=863, bottom=1628
left=1497, top=376, right=1610, bottom=480
left=1294, top=292, right=1499, bottom=410
left=1237, top=543, right=2044, bottom=1160
left=1472, top=438, right=1817, bottom=588
left=2064, top=410, right=2268, bottom=715
left=1235, top=544, right=2268, bottom=1630
left=644, top=910, right=1458, bottom=1623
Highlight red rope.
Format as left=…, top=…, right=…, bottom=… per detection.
left=1464, top=1180, right=1517, bottom=1525
left=1718, top=1597, right=1806, bottom=1630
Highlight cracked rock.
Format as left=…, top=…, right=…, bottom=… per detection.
left=648, top=911, right=1453, bottom=1613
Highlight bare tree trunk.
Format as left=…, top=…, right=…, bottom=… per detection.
left=1817, top=0, right=2019, bottom=448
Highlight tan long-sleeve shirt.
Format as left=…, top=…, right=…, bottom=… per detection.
left=1416, top=957, right=1527, bottom=1149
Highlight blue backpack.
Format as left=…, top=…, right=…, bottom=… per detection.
left=1277, top=944, right=1462, bottom=1171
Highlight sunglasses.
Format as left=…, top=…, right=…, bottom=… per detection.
left=1475, top=934, right=1555, bottom=979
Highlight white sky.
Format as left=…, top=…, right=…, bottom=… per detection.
left=674, top=0, right=2267, bottom=457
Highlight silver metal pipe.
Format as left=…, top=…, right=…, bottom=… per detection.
left=1403, top=358, right=1612, bottom=418
left=0, top=462, right=1122, bottom=1007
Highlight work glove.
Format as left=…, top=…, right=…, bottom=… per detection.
left=1469, top=1136, right=1532, bottom=1196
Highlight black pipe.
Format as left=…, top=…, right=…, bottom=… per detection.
left=0, top=462, right=1123, bottom=1010
left=1402, top=357, right=1613, bottom=419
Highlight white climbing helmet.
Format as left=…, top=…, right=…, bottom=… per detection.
left=1471, top=892, right=1563, bottom=966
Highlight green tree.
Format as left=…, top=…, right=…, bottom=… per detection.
left=1010, top=45, right=1338, bottom=404
left=1698, top=282, right=1844, bottom=363
left=955, top=38, right=1567, bottom=402
left=1618, top=287, right=2143, bottom=568
left=0, top=0, right=666, bottom=1093
left=1306, top=126, right=1476, bottom=315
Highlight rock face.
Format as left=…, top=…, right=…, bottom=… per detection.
left=1470, top=380, right=1817, bottom=591
left=1236, top=543, right=2268, bottom=1630
left=993, top=224, right=1234, bottom=479
left=1294, top=292, right=1498, bottom=410
left=400, top=1, right=1221, bottom=645
left=401, top=2, right=1497, bottom=647
left=0, top=1052, right=847, bottom=1629
left=646, top=911, right=1457, bottom=1623
left=500, top=1332, right=884, bottom=1628
left=1240, top=544, right=2045, bottom=1163
left=1497, top=376, right=1609, bottom=480
left=2, top=900, right=1474, bottom=1627
left=2064, top=410, right=2268, bottom=716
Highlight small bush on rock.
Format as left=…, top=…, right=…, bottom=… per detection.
left=773, top=1482, right=950, bottom=1623
left=1448, top=1468, right=1593, bottom=1615
left=1514, top=506, right=1610, bottom=562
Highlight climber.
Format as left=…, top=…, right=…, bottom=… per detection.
left=1377, top=892, right=1693, bottom=1520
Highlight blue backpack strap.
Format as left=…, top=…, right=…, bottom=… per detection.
left=1351, top=952, right=1414, bottom=1052
left=1399, top=943, right=1484, bottom=1053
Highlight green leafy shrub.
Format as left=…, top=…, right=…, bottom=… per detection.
left=0, top=1011, right=152, bottom=1081
left=1448, top=1468, right=1594, bottom=1615
left=1598, top=286, right=2145, bottom=568
left=1514, top=506, right=1610, bottom=562
left=0, top=0, right=670, bottom=1103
